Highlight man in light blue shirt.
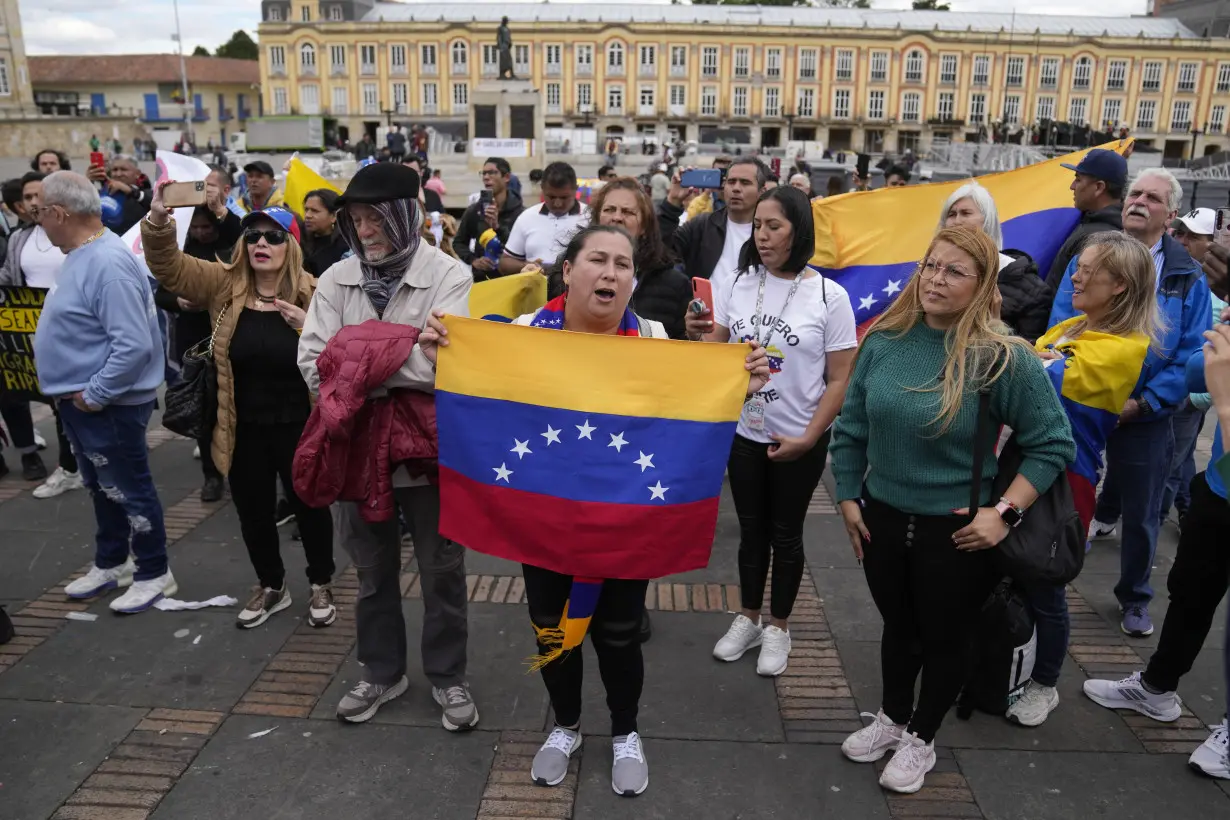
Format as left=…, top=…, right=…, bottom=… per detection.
left=32, top=171, right=176, bottom=614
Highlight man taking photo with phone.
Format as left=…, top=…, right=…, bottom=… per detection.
left=86, top=155, right=151, bottom=235
left=452, top=158, right=523, bottom=281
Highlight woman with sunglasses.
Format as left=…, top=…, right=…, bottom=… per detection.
left=141, top=180, right=337, bottom=631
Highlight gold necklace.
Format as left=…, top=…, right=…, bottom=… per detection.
left=66, top=228, right=106, bottom=253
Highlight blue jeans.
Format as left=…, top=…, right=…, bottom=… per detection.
left=1094, top=415, right=1175, bottom=608
left=1159, top=401, right=1207, bottom=522
left=1024, top=582, right=1069, bottom=687
left=58, top=400, right=167, bottom=581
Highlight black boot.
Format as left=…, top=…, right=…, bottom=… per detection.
left=201, top=475, right=224, bottom=503
left=21, top=452, right=47, bottom=482
left=639, top=608, right=652, bottom=643
left=0, top=606, right=14, bottom=645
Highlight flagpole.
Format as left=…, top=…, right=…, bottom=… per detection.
left=172, top=0, right=193, bottom=147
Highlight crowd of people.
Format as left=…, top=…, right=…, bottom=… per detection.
left=0, top=140, right=1228, bottom=800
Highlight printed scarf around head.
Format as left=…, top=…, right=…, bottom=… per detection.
left=337, top=196, right=423, bottom=318
left=525, top=292, right=640, bottom=671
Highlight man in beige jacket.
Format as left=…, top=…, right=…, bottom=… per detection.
left=298, top=162, right=478, bottom=730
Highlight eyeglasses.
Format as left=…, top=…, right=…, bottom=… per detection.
left=918, top=259, right=978, bottom=282
left=244, top=229, right=288, bottom=246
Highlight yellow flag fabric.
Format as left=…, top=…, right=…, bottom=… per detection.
left=282, top=158, right=341, bottom=218
left=468, top=272, right=548, bottom=322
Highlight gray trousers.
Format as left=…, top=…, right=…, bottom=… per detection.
left=336, top=485, right=468, bottom=688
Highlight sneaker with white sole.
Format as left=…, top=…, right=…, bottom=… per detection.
left=756, top=624, right=791, bottom=676
left=1006, top=681, right=1060, bottom=727
left=611, top=731, right=649, bottom=796
left=531, top=725, right=582, bottom=786
left=1189, top=719, right=1230, bottom=779
left=1089, top=519, right=1118, bottom=540
left=879, top=732, right=936, bottom=794
left=1121, top=605, right=1154, bottom=637
left=307, top=583, right=336, bottom=627
left=33, top=430, right=46, bottom=449
left=32, top=467, right=83, bottom=499
left=432, top=683, right=479, bottom=731
left=841, top=710, right=906, bottom=763
left=713, top=614, right=763, bottom=662
left=336, top=676, right=409, bottom=723
left=110, top=571, right=177, bottom=613
left=1082, top=671, right=1182, bottom=722
left=236, top=585, right=291, bottom=629
left=65, top=559, right=134, bottom=599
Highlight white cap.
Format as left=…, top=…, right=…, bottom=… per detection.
left=1177, top=207, right=1215, bottom=236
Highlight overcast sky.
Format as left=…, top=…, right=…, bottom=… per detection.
left=22, top=0, right=1153, bottom=57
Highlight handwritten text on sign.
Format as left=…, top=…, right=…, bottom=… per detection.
left=0, top=286, right=47, bottom=399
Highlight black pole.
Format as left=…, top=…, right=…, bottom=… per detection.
left=1190, top=179, right=1199, bottom=211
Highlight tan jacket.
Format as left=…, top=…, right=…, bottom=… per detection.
left=141, top=217, right=316, bottom=476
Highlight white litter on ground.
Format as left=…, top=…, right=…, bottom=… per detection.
left=173, top=629, right=190, bottom=638
left=64, top=612, right=98, bottom=622
left=248, top=727, right=277, bottom=739
left=154, top=596, right=239, bottom=611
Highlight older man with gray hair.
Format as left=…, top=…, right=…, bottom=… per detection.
left=32, top=171, right=174, bottom=614
left=789, top=173, right=811, bottom=196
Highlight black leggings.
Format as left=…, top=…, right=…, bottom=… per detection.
left=727, top=431, right=829, bottom=620
left=861, top=495, right=994, bottom=743
left=523, top=563, right=648, bottom=737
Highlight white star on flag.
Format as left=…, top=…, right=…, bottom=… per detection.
left=541, top=425, right=561, bottom=445
left=576, top=420, right=596, bottom=440
left=493, top=463, right=513, bottom=483
left=648, top=481, right=669, bottom=501
left=883, top=279, right=902, bottom=297
left=858, top=293, right=878, bottom=312
left=510, top=439, right=532, bottom=459
left=634, top=451, right=655, bottom=472
left=608, top=432, right=628, bottom=452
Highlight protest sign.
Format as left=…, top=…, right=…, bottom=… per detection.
left=0, top=285, right=47, bottom=400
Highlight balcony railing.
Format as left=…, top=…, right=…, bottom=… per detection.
left=1172, top=121, right=1193, bottom=133
left=872, top=72, right=889, bottom=83
left=835, top=72, right=853, bottom=83
left=1178, top=82, right=1196, bottom=93
left=482, top=64, right=498, bottom=78
left=637, top=104, right=655, bottom=117
left=670, top=64, right=687, bottom=77
left=421, top=64, right=438, bottom=76
left=271, top=65, right=287, bottom=77
left=360, top=63, right=377, bottom=76
left=451, top=62, right=467, bottom=76
left=390, top=64, right=408, bottom=76
left=238, top=107, right=252, bottom=120
left=546, top=103, right=562, bottom=115
left=1039, top=78, right=1057, bottom=89
left=1136, top=121, right=1156, bottom=131
left=639, top=64, right=656, bottom=78
left=1072, top=78, right=1091, bottom=91
left=1142, top=81, right=1161, bottom=93
left=546, top=64, right=562, bottom=77
left=1006, top=77, right=1023, bottom=88
left=219, top=107, right=234, bottom=121
left=607, top=64, right=625, bottom=77
left=668, top=103, right=686, bottom=117
left=422, top=104, right=439, bottom=115
left=1106, top=80, right=1125, bottom=92
left=577, top=64, right=593, bottom=77
left=330, top=66, right=347, bottom=77
left=300, top=65, right=317, bottom=77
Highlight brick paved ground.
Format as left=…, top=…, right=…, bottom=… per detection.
left=1, top=413, right=1227, bottom=819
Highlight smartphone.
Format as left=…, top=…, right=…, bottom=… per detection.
left=691, top=277, right=714, bottom=314
left=1216, top=208, right=1230, bottom=249
left=856, top=153, right=871, bottom=180
left=89, top=152, right=106, bottom=169
left=162, top=180, right=207, bottom=208
left=479, top=189, right=493, bottom=208
left=681, top=169, right=723, bottom=190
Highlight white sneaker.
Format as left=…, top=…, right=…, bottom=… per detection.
left=879, top=732, right=936, bottom=794
left=1006, top=681, right=1060, bottom=727
left=192, top=444, right=201, bottom=459
left=841, top=710, right=906, bottom=763
left=32, top=467, right=84, bottom=499
left=110, top=571, right=177, bottom=614
left=530, top=725, right=582, bottom=787
left=756, top=625, right=791, bottom=676
left=1189, top=719, right=1230, bottom=779
left=64, top=559, right=134, bottom=599
left=1082, top=671, right=1182, bottom=722
left=611, top=731, right=649, bottom=796
left=33, top=430, right=47, bottom=449
left=713, top=614, right=763, bottom=662
left=1089, top=519, right=1118, bottom=540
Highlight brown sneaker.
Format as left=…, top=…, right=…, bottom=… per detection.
left=236, top=585, right=291, bottom=629
left=308, top=583, right=336, bottom=627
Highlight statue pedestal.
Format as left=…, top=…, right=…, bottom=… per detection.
left=467, top=79, right=544, bottom=175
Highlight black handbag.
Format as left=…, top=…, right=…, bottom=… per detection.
left=162, top=306, right=225, bottom=440
left=970, top=383, right=1085, bottom=586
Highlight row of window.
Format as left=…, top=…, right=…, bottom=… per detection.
left=0, top=57, right=10, bottom=96
left=265, top=5, right=345, bottom=23
left=266, top=42, right=1230, bottom=97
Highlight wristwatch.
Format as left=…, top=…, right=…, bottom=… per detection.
left=995, top=498, right=1024, bottom=528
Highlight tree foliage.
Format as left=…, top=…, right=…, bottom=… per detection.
left=214, top=30, right=258, bottom=61
left=191, top=45, right=211, bottom=57
left=912, top=0, right=951, bottom=9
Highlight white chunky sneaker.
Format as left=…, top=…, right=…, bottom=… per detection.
left=1006, top=681, right=1060, bottom=727
left=110, top=571, right=177, bottom=613
left=1189, top=719, right=1230, bottom=779
left=756, top=625, right=791, bottom=676
left=1082, top=671, right=1182, bottom=722
left=33, top=467, right=84, bottom=499
left=879, top=732, right=936, bottom=794
left=713, top=614, right=763, bottom=662
left=842, top=710, right=906, bottom=763
left=64, top=559, right=134, bottom=599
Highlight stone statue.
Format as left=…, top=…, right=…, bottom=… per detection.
left=497, top=16, right=515, bottom=80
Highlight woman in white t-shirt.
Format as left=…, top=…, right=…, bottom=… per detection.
left=686, top=186, right=858, bottom=677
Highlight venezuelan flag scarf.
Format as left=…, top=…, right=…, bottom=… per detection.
left=524, top=293, right=641, bottom=671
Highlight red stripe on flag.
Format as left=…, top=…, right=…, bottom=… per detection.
left=438, top=466, right=717, bottom=579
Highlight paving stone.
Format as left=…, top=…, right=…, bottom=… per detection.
left=0, top=527, right=95, bottom=603
left=1170, top=647, right=1230, bottom=728
left=150, top=716, right=494, bottom=819
left=0, top=700, right=146, bottom=820
left=803, top=511, right=864, bottom=570
left=1072, top=570, right=1225, bottom=655
left=810, top=567, right=882, bottom=642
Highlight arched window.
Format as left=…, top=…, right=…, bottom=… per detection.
left=904, top=49, right=924, bottom=83
left=451, top=40, right=468, bottom=73
left=299, top=43, right=316, bottom=73
left=1073, top=56, right=1093, bottom=90
left=607, top=41, right=625, bottom=72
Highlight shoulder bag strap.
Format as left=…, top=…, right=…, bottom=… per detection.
left=206, top=304, right=228, bottom=359
left=969, top=384, right=993, bottom=517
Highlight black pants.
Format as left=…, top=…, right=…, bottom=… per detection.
left=523, top=563, right=648, bottom=736
left=727, top=431, right=829, bottom=620
left=1144, top=473, right=1230, bottom=695
left=861, top=495, right=995, bottom=742
left=198, top=434, right=221, bottom=481
left=228, top=421, right=334, bottom=589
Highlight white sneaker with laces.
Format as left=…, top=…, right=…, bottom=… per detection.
left=841, top=710, right=906, bottom=763
left=530, top=725, right=582, bottom=786
left=1189, top=719, right=1230, bottom=779
left=1006, top=681, right=1060, bottom=727
left=611, top=731, right=649, bottom=796
left=65, top=559, right=134, bottom=599
left=756, top=625, right=791, bottom=676
left=33, top=467, right=84, bottom=500
left=110, top=571, right=177, bottom=613
left=713, top=614, right=763, bottom=662
left=1082, top=671, right=1182, bottom=722
left=879, top=732, right=936, bottom=794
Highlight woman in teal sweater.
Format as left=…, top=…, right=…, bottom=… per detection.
left=829, top=226, right=1074, bottom=795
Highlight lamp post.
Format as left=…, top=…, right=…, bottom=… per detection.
left=784, top=108, right=795, bottom=144
left=1191, top=122, right=1206, bottom=160
left=170, top=0, right=194, bottom=147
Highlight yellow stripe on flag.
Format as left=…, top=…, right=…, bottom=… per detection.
left=283, top=158, right=341, bottom=219
left=468, top=272, right=548, bottom=321
left=436, top=316, right=749, bottom=423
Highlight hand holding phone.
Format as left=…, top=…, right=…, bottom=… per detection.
left=90, top=152, right=106, bottom=170
left=681, top=169, right=723, bottom=190
left=162, top=180, right=207, bottom=209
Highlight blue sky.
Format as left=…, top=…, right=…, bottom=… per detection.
left=22, top=0, right=1151, bottom=57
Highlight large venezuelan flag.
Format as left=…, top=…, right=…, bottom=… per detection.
left=811, top=140, right=1133, bottom=330
left=434, top=316, right=749, bottom=579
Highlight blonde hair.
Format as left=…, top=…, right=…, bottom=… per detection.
left=1065, top=232, right=1164, bottom=345
left=862, top=226, right=1032, bottom=433
left=221, top=224, right=307, bottom=304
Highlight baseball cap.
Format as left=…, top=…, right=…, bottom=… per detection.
left=243, top=160, right=275, bottom=177
left=241, top=206, right=301, bottom=243
left=1176, top=207, right=1215, bottom=236
left=1060, top=148, right=1127, bottom=187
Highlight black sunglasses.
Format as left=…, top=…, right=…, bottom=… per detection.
left=244, top=228, right=288, bottom=246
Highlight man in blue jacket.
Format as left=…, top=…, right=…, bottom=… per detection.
left=1049, top=167, right=1213, bottom=638
left=32, top=171, right=175, bottom=614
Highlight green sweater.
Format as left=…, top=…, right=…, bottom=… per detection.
left=830, top=322, right=1076, bottom=515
